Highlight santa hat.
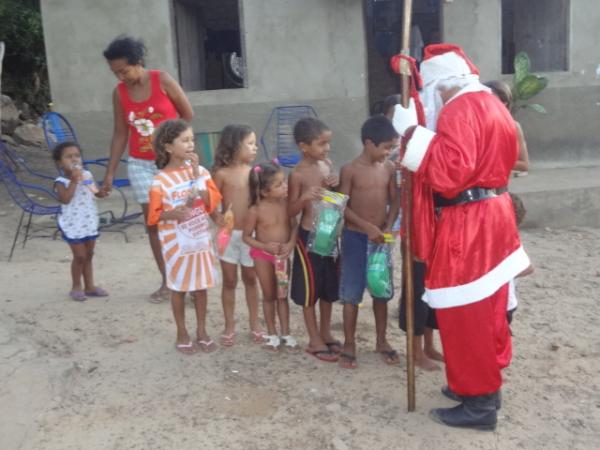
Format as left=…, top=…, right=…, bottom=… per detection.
left=420, top=44, right=479, bottom=87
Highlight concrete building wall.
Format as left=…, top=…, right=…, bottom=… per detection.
left=443, top=0, right=600, bottom=168
left=41, top=0, right=178, bottom=112
left=41, top=0, right=369, bottom=168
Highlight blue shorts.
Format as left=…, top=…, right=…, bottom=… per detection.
left=339, top=228, right=393, bottom=305
left=58, top=225, right=98, bottom=245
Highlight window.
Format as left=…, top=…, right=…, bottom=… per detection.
left=173, top=0, right=244, bottom=91
left=502, top=0, right=569, bottom=74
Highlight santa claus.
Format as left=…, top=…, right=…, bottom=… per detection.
left=393, top=44, right=531, bottom=430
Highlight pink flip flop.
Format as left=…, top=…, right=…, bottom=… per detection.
left=85, top=287, right=109, bottom=297
left=220, top=333, right=235, bottom=347
left=197, top=339, right=217, bottom=353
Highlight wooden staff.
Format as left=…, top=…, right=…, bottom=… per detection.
left=399, top=0, right=416, bottom=412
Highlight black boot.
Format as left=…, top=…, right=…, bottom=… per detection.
left=429, top=392, right=499, bottom=431
left=441, top=386, right=502, bottom=410
left=441, top=385, right=461, bottom=402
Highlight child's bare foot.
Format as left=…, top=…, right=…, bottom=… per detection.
left=415, top=353, right=441, bottom=371
left=375, top=342, right=401, bottom=366
left=425, top=347, right=444, bottom=362
left=338, top=343, right=357, bottom=369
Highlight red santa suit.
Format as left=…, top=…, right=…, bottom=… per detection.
left=398, top=45, right=530, bottom=396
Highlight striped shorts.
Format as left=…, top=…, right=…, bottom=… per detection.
left=290, top=227, right=339, bottom=307
left=127, top=157, right=158, bottom=204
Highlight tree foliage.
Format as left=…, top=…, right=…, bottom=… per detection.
left=0, top=0, right=49, bottom=114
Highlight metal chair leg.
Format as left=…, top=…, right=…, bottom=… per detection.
left=8, top=210, right=25, bottom=261
left=22, top=211, right=33, bottom=249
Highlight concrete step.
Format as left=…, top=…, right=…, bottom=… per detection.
left=509, top=166, right=600, bottom=228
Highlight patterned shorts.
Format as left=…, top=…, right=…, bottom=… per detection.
left=127, top=157, right=158, bottom=204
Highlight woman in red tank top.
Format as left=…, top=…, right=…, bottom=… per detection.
left=101, top=36, right=194, bottom=302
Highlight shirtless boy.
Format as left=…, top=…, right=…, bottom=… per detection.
left=337, top=115, right=400, bottom=369
left=288, top=117, right=341, bottom=362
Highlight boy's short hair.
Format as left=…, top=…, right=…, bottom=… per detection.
left=361, top=115, right=399, bottom=146
left=293, top=117, right=330, bottom=145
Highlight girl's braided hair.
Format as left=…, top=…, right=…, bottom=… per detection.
left=212, top=124, right=254, bottom=172
left=153, top=119, right=191, bottom=169
left=248, top=161, right=282, bottom=206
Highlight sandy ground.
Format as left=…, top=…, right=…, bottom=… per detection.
left=0, top=185, right=599, bottom=450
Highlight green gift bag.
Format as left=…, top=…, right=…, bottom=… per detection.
left=366, top=233, right=394, bottom=299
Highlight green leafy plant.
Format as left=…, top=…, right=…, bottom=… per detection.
left=512, top=51, right=548, bottom=114
left=0, top=0, right=49, bottom=115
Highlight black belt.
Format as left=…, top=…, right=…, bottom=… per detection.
left=434, top=187, right=498, bottom=208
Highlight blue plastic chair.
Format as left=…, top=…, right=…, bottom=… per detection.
left=260, top=105, right=318, bottom=167
left=0, top=145, right=61, bottom=261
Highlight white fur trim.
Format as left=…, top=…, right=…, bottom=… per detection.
left=423, top=246, right=531, bottom=309
left=402, top=126, right=435, bottom=172
left=446, top=79, right=491, bottom=105
left=421, top=51, right=474, bottom=87
left=507, top=279, right=518, bottom=310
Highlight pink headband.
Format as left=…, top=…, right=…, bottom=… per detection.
left=253, top=165, right=262, bottom=173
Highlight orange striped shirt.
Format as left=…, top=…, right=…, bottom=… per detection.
left=148, top=165, right=222, bottom=292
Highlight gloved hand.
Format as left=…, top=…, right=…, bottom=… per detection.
left=392, top=99, right=418, bottom=136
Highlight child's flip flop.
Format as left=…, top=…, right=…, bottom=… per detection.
left=338, top=353, right=358, bottom=369
left=281, top=335, right=300, bottom=353
left=305, top=348, right=339, bottom=362
left=325, top=340, right=342, bottom=354
left=220, top=333, right=235, bottom=347
left=262, top=335, right=280, bottom=352
left=85, top=287, right=109, bottom=297
left=197, top=339, right=217, bottom=353
left=69, top=290, right=87, bottom=301
left=175, top=341, right=197, bottom=355
left=251, top=330, right=267, bottom=343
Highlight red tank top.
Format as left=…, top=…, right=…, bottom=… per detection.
left=118, top=70, right=179, bottom=160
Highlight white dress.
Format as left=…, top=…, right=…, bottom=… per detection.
left=55, top=171, right=99, bottom=241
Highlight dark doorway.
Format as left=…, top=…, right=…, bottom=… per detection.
left=364, top=0, right=441, bottom=114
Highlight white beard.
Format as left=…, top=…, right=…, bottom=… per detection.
left=420, top=75, right=489, bottom=131
left=421, top=81, right=444, bottom=131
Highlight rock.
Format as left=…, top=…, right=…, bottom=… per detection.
left=1, top=95, right=20, bottom=134
left=331, top=437, right=349, bottom=450
left=1, top=133, right=16, bottom=146
left=13, top=123, right=45, bottom=147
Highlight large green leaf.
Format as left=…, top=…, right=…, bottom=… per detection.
left=516, top=74, right=549, bottom=100
left=513, top=52, right=531, bottom=85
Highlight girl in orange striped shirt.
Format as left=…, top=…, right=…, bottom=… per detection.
left=148, top=119, right=222, bottom=354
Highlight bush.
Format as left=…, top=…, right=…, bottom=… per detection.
left=0, top=0, right=49, bottom=115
